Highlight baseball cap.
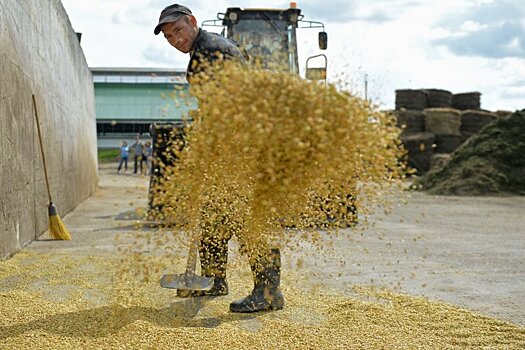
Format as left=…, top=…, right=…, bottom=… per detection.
left=154, top=4, right=192, bottom=35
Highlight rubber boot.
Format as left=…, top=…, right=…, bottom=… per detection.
left=229, top=248, right=285, bottom=313
left=179, top=236, right=229, bottom=297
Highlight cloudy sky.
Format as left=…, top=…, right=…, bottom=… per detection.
left=61, top=0, right=525, bottom=111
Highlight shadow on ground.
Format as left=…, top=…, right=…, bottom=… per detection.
left=0, top=297, right=256, bottom=340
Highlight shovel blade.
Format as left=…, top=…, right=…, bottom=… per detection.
left=160, top=273, right=214, bottom=291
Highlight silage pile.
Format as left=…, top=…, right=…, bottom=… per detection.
left=419, top=110, right=525, bottom=195
left=151, top=62, right=406, bottom=256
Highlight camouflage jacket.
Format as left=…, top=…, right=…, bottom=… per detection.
left=186, top=28, right=246, bottom=82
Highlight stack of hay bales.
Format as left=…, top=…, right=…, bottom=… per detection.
left=419, top=110, right=525, bottom=195
left=394, top=90, right=430, bottom=173
left=395, top=89, right=489, bottom=174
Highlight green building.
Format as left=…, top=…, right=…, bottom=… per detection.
left=92, top=67, right=196, bottom=148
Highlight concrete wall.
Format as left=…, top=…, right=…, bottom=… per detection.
left=0, top=0, right=98, bottom=259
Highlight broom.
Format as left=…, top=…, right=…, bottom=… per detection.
left=32, top=94, right=71, bottom=240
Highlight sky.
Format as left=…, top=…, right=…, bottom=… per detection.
left=61, top=0, right=525, bottom=111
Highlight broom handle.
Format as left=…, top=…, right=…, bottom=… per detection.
left=32, top=94, right=52, bottom=203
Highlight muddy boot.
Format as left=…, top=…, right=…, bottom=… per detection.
left=229, top=249, right=284, bottom=313
left=183, top=236, right=229, bottom=297
left=191, top=276, right=228, bottom=297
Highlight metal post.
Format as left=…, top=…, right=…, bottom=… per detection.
left=364, top=74, right=368, bottom=101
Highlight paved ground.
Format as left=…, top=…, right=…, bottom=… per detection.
left=23, top=163, right=525, bottom=326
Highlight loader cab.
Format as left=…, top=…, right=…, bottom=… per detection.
left=202, top=4, right=328, bottom=80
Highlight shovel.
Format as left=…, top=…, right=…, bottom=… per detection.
left=159, top=233, right=214, bottom=293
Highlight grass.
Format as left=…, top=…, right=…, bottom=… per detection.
left=98, top=148, right=120, bottom=164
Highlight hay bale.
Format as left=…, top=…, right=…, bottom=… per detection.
left=461, top=131, right=476, bottom=143
left=395, top=89, right=427, bottom=110
left=434, top=134, right=463, bottom=153
left=452, top=92, right=481, bottom=110
left=424, top=108, right=461, bottom=135
left=423, top=89, right=452, bottom=108
left=495, top=110, right=513, bottom=118
left=395, top=110, right=425, bottom=132
left=430, top=153, right=451, bottom=170
left=460, top=109, right=497, bottom=134
left=401, top=132, right=435, bottom=173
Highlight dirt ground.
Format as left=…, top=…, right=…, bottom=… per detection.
left=1, top=163, right=524, bottom=349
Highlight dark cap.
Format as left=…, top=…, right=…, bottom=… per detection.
left=154, top=4, right=192, bottom=35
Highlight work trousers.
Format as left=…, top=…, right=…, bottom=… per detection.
left=118, top=156, right=128, bottom=171
left=134, top=155, right=145, bottom=174
left=198, top=193, right=275, bottom=279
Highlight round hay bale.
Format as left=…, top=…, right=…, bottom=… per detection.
left=395, top=89, right=427, bottom=110
left=434, top=134, right=463, bottom=153
left=395, top=110, right=425, bottom=132
left=495, top=110, right=513, bottom=118
left=423, top=89, right=452, bottom=108
left=452, top=92, right=481, bottom=110
left=401, top=132, right=435, bottom=173
left=461, top=131, right=475, bottom=143
left=424, top=108, right=461, bottom=135
left=460, top=109, right=497, bottom=134
left=430, top=153, right=451, bottom=170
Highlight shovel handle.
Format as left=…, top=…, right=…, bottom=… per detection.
left=185, top=233, right=200, bottom=275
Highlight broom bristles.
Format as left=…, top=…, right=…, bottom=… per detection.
left=49, top=215, right=71, bottom=240
left=48, top=203, right=71, bottom=240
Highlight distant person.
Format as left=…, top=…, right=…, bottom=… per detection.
left=117, top=141, right=129, bottom=174
left=131, top=135, right=144, bottom=174
left=144, top=141, right=153, bottom=175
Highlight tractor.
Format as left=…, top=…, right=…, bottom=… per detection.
left=201, top=2, right=328, bottom=80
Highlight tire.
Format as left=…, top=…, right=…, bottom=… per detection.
left=424, top=108, right=461, bottom=135
left=395, top=89, right=427, bottom=110
left=434, top=134, right=463, bottom=153
left=401, top=132, right=435, bottom=173
left=395, top=110, right=425, bottom=132
left=452, top=92, right=481, bottom=110
left=423, top=89, right=452, bottom=108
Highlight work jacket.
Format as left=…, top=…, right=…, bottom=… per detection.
left=186, top=28, right=247, bottom=82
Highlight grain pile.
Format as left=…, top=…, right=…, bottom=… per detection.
left=150, top=62, right=405, bottom=257
left=419, top=110, right=525, bottom=195
left=1, top=251, right=524, bottom=349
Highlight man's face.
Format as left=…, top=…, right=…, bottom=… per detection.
left=161, top=16, right=198, bottom=53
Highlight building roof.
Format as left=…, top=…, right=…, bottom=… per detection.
left=91, top=67, right=187, bottom=74
left=91, top=67, right=188, bottom=84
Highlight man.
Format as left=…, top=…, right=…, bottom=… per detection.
left=154, top=4, right=284, bottom=313
left=130, top=135, right=144, bottom=174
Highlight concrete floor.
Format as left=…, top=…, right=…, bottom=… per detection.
left=28, top=163, right=525, bottom=326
